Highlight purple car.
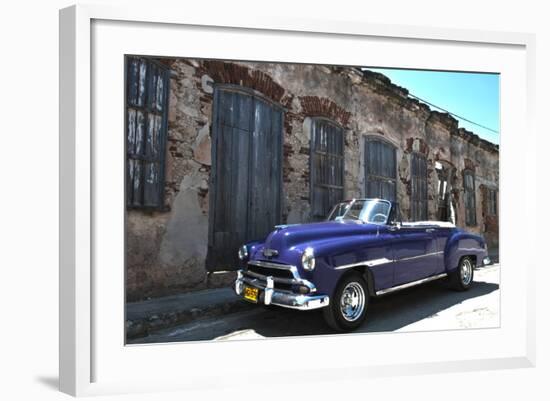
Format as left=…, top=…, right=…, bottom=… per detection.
left=234, top=199, right=490, bottom=332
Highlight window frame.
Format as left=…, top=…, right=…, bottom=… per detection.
left=125, top=56, right=171, bottom=210
left=463, top=169, right=477, bottom=226
left=363, top=136, right=397, bottom=202
left=310, top=117, right=345, bottom=220
left=487, top=187, right=498, bottom=216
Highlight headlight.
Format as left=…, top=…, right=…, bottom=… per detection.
left=301, top=247, right=316, bottom=271
left=238, top=244, right=248, bottom=261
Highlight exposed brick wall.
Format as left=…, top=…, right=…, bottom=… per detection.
left=201, top=60, right=285, bottom=103
left=298, top=96, right=352, bottom=128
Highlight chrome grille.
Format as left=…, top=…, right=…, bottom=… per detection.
left=242, top=260, right=316, bottom=293
left=246, top=264, right=294, bottom=280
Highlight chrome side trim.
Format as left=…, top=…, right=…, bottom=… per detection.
left=335, top=257, right=392, bottom=270
left=396, top=251, right=443, bottom=262
left=375, top=273, right=448, bottom=296
left=334, top=252, right=444, bottom=271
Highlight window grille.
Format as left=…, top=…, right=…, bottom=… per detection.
left=411, top=153, right=428, bottom=221
left=311, top=118, right=345, bottom=219
left=126, top=57, right=170, bottom=209
left=364, top=138, right=397, bottom=202
left=464, top=170, right=477, bottom=226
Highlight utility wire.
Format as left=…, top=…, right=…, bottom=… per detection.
left=406, top=92, right=499, bottom=134
left=362, top=68, right=499, bottom=135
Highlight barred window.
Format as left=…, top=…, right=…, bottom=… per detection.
left=411, top=153, right=428, bottom=221
left=311, top=118, right=345, bottom=219
left=126, top=57, right=170, bottom=209
left=364, top=138, right=397, bottom=202
left=487, top=188, right=498, bottom=216
left=464, top=170, right=477, bottom=226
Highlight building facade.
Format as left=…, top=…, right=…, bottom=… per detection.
left=125, top=57, right=499, bottom=301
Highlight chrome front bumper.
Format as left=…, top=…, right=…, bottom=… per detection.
left=235, top=270, right=330, bottom=311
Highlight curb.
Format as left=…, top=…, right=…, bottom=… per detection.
left=125, top=287, right=253, bottom=340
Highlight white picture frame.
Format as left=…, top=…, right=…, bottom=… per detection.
left=59, top=4, right=536, bottom=397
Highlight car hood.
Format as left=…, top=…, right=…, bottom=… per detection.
left=261, top=220, right=381, bottom=252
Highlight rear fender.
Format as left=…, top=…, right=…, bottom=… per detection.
left=444, top=231, right=487, bottom=271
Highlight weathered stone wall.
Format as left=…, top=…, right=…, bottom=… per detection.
left=126, top=59, right=499, bottom=301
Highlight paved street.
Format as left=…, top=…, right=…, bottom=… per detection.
left=129, top=264, right=500, bottom=344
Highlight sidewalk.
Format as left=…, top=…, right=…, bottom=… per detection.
left=126, top=286, right=253, bottom=340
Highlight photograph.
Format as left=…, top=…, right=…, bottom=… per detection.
left=124, top=56, right=500, bottom=344
left=3, top=0, right=544, bottom=398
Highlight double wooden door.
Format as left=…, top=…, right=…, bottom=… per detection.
left=206, top=86, right=283, bottom=270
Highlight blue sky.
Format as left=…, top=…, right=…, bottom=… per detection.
left=365, top=68, right=500, bottom=145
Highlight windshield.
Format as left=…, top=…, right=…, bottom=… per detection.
left=326, top=202, right=349, bottom=221
left=333, top=199, right=391, bottom=224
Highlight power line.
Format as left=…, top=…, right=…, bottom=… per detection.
left=406, top=93, right=499, bottom=135
left=362, top=68, right=499, bottom=135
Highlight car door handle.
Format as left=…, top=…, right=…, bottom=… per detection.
left=425, top=228, right=436, bottom=233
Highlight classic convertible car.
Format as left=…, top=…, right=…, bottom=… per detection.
left=234, top=199, right=490, bottom=331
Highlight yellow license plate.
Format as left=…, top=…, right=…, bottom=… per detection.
left=243, top=286, right=259, bottom=303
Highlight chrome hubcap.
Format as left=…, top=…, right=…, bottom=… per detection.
left=460, top=259, right=473, bottom=285
left=340, top=282, right=366, bottom=322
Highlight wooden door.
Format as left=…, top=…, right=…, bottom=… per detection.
left=206, top=86, right=283, bottom=270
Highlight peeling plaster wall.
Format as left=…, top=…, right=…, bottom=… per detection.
left=126, top=60, right=499, bottom=300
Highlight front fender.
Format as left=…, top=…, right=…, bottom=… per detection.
left=300, top=233, right=392, bottom=296
left=308, top=258, right=348, bottom=296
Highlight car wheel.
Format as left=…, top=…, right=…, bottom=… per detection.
left=323, top=272, right=369, bottom=332
left=449, top=256, right=475, bottom=291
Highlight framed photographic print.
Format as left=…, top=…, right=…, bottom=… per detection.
left=59, top=3, right=536, bottom=397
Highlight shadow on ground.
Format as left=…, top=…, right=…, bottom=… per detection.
left=249, top=279, right=499, bottom=337
left=132, top=276, right=499, bottom=344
